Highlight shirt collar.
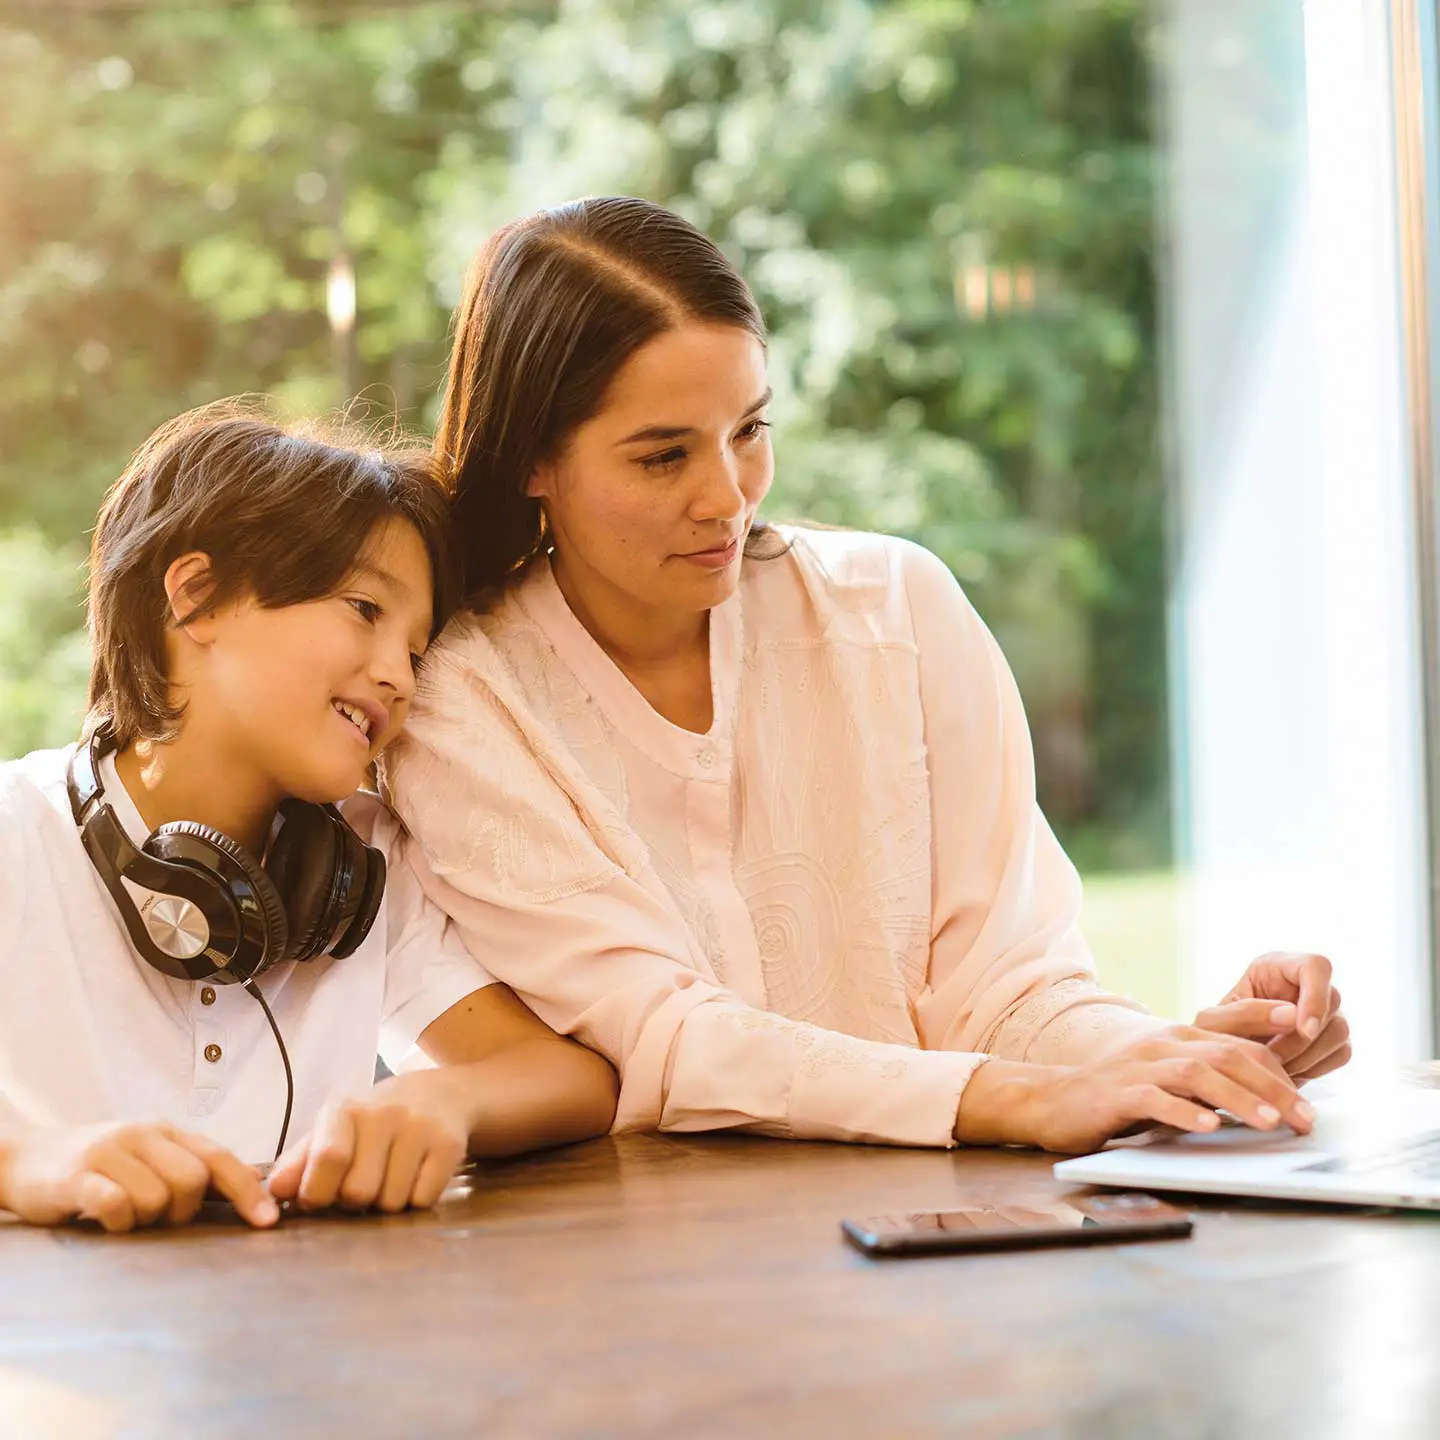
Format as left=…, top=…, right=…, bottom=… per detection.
left=97, top=746, right=151, bottom=844
left=515, top=553, right=742, bottom=781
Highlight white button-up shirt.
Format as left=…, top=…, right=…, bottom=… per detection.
left=0, top=746, right=493, bottom=1163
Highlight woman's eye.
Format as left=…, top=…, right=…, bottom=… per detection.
left=639, top=447, right=687, bottom=473
left=348, top=598, right=381, bottom=623
left=410, top=651, right=427, bottom=675
left=737, top=418, right=772, bottom=442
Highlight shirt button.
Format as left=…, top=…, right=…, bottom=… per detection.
left=200, top=987, right=217, bottom=1006
left=203, top=1043, right=223, bottom=1064
left=698, top=748, right=716, bottom=769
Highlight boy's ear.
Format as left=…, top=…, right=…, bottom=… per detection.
left=163, top=552, right=218, bottom=635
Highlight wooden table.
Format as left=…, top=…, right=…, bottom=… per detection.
left=4, top=1131, right=1440, bottom=1438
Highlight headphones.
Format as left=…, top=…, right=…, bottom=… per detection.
left=67, top=725, right=386, bottom=986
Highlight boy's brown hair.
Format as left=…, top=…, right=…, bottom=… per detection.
left=86, top=398, right=461, bottom=747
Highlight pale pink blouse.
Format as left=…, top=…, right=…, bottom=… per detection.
left=384, top=527, right=1165, bottom=1147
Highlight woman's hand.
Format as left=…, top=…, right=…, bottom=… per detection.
left=265, top=1072, right=472, bottom=1215
left=1193, top=951, right=1351, bottom=1081
left=954, top=1027, right=1316, bottom=1154
left=0, top=1121, right=278, bottom=1232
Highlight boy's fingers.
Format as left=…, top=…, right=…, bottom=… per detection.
left=91, top=1148, right=170, bottom=1227
left=76, top=1172, right=136, bottom=1233
left=178, top=1134, right=279, bottom=1228
left=411, top=1142, right=464, bottom=1211
left=336, top=1109, right=398, bottom=1211
left=297, top=1106, right=357, bottom=1211
left=265, top=1141, right=310, bottom=1202
left=134, top=1132, right=212, bottom=1226
left=377, top=1127, right=430, bottom=1213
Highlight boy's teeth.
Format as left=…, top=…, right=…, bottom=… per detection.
left=333, top=701, right=371, bottom=737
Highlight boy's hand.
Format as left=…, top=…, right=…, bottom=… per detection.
left=0, top=1122, right=279, bottom=1232
left=265, top=1074, right=470, bottom=1215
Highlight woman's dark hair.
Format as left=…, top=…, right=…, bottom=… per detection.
left=87, top=399, right=461, bottom=747
left=438, top=195, right=775, bottom=601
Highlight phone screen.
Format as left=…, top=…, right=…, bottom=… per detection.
left=841, top=1193, right=1192, bottom=1256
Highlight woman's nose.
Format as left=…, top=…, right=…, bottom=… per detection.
left=691, top=454, right=746, bottom=521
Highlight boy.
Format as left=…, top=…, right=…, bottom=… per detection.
left=0, top=402, right=618, bottom=1232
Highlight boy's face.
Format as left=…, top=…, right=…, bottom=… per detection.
left=184, top=517, right=435, bottom=805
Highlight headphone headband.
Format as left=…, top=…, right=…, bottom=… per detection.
left=67, top=726, right=385, bottom=984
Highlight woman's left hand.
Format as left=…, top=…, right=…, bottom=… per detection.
left=1192, top=951, right=1352, bottom=1081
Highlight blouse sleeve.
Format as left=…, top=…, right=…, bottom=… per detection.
left=899, top=541, right=1170, bottom=1064
left=384, top=641, right=983, bottom=1149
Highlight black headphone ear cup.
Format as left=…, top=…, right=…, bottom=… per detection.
left=329, top=835, right=384, bottom=960
left=147, top=822, right=290, bottom=983
left=266, top=803, right=344, bottom=962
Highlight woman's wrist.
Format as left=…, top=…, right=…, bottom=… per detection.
left=952, top=1058, right=1056, bottom=1147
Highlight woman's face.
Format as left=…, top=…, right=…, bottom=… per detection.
left=528, top=322, right=773, bottom=632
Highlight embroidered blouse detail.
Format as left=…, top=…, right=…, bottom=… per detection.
left=385, top=528, right=1161, bottom=1148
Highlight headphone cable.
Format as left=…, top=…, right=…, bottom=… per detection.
left=245, top=979, right=294, bottom=1163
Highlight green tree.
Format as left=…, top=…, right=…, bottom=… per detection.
left=0, top=530, right=89, bottom=756
left=423, top=0, right=1168, bottom=859
left=0, top=0, right=1169, bottom=873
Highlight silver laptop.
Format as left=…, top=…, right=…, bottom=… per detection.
left=1053, top=1068, right=1440, bottom=1210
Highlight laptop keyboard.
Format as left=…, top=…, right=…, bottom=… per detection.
left=1299, top=1129, right=1440, bottom=1178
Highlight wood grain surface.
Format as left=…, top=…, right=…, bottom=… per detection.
left=3, top=1131, right=1437, bottom=1438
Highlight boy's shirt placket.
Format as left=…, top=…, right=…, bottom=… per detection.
left=189, top=982, right=231, bottom=1118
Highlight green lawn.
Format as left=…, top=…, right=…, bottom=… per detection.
left=1078, top=869, right=1186, bottom=1020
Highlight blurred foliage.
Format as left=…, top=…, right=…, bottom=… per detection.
left=0, top=0, right=1169, bottom=867
left=0, top=530, right=90, bottom=756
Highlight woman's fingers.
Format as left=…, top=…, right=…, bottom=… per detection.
left=1290, top=953, right=1336, bottom=1042
left=1217, top=1046, right=1314, bottom=1129
left=1154, top=1056, right=1287, bottom=1133
left=1127, top=1030, right=1313, bottom=1134
left=1270, top=987, right=1343, bottom=1069
left=1051, top=1024, right=1328, bottom=1153
left=1273, top=1007, right=1347, bottom=1077
left=1127, top=1084, right=1223, bottom=1136
left=1194, top=998, right=1298, bottom=1040
left=1292, top=1030, right=1355, bottom=1083
left=1178, top=1031, right=1313, bottom=1127
left=1193, top=995, right=1346, bottom=1089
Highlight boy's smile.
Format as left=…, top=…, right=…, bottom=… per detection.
left=120, top=516, right=436, bottom=852
left=331, top=697, right=385, bottom=744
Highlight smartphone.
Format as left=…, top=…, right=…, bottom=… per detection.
left=840, top=1193, right=1193, bottom=1257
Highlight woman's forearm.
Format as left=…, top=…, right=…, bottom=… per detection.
left=951, top=1059, right=1051, bottom=1146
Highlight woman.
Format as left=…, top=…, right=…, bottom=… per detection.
left=384, top=196, right=1349, bottom=1153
